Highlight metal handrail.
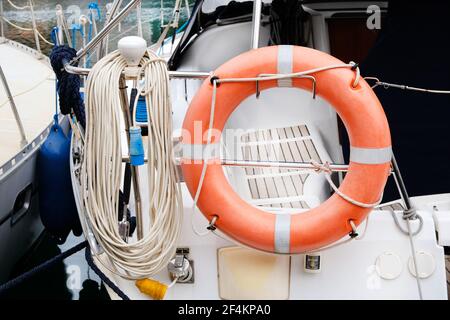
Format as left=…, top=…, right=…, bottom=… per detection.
left=0, top=65, right=27, bottom=147
left=75, top=0, right=141, bottom=63
left=28, top=0, right=40, bottom=53
left=63, top=60, right=211, bottom=80
left=121, top=156, right=352, bottom=173
left=99, top=0, right=123, bottom=58
left=250, top=0, right=262, bottom=49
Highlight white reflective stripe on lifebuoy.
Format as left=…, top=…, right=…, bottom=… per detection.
left=181, top=143, right=221, bottom=160
left=350, top=146, right=392, bottom=164
left=274, top=214, right=291, bottom=253
left=277, top=45, right=293, bottom=87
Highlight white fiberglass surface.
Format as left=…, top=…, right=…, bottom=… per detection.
left=0, top=43, right=55, bottom=166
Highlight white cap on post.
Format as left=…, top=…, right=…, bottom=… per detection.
left=118, top=36, right=147, bottom=67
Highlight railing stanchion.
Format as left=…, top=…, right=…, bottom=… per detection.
left=29, top=0, right=41, bottom=54
left=0, top=65, right=28, bottom=147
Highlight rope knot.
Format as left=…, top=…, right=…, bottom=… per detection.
left=403, top=208, right=417, bottom=220
left=206, top=215, right=218, bottom=231
left=311, top=160, right=332, bottom=175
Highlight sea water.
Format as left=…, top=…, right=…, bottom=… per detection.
left=2, top=0, right=190, bottom=55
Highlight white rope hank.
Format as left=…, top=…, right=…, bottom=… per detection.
left=81, top=49, right=182, bottom=280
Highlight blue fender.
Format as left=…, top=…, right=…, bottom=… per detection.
left=37, top=121, right=81, bottom=244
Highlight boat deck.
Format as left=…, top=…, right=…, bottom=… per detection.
left=0, top=39, right=55, bottom=168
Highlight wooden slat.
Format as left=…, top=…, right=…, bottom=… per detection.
left=242, top=134, right=260, bottom=199
left=268, top=129, right=304, bottom=208
left=240, top=125, right=322, bottom=210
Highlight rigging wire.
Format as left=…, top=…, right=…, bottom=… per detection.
left=365, top=77, right=450, bottom=94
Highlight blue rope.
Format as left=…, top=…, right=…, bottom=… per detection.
left=0, top=241, right=88, bottom=295
left=177, top=20, right=189, bottom=34
left=85, top=247, right=130, bottom=300
left=70, top=24, right=83, bottom=49
left=0, top=240, right=130, bottom=300
left=50, top=45, right=86, bottom=128
left=50, top=27, right=59, bottom=46
left=87, top=2, right=101, bottom=68
left=88, top=2, right=102, bottom=23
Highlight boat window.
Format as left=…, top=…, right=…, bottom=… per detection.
left=168, top=0, right=310, bottom=69
left=327, top=13, right=386, bottom=63
left=169, top=0, right=264, bottom=69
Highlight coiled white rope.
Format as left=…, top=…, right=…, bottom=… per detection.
left=81, top=49, right=182, bottom=280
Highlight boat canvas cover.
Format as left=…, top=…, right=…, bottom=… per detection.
left=348, top=1, right=450, bottom=199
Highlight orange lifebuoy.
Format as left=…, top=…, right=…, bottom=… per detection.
left=181, top=45, right=391, bottom=253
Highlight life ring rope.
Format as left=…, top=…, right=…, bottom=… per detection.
left=210, top=61, right=361, bottom=88
left=183, top=45, right=391, bottom=253
left=311, top=160, right=384, bottom=209
left=190, top=61, right=364, bottom=237
left=200, top=214, right=370, bottom=256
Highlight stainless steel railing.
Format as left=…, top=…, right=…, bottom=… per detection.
left=0, top=65, right=28, bottom=147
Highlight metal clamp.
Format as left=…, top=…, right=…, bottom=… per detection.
left=168, top=248, right=194, bottom=283
left=207, top=215, right=218, bottom=231
left=349, top=220, right=358, bottom=238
